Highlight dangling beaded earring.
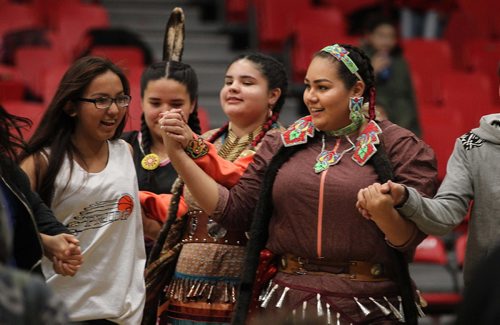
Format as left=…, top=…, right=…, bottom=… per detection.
left=349, top=96, right=364, bottom=119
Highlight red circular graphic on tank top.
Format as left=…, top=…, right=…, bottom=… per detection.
left=117, top=194, right=134, bottom=215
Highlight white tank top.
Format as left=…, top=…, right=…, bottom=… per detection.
left=41, top=139, right=145, bottom=324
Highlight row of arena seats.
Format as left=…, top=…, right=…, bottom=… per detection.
left=0, top=0, right=110, bottom=63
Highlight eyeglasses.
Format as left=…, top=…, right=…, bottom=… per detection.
left=76, top=95, right=131, bottom=110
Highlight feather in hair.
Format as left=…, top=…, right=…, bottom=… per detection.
left=163, top=7, right=185, bottom=62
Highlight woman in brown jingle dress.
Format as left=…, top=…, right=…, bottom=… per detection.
left=160, top=43, right=438, bottom=324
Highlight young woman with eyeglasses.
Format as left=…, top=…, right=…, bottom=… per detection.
left=19, top=56, right=146, bottom=324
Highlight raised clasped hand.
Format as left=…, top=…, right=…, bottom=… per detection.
left=159, top=109, right=194, bottom=152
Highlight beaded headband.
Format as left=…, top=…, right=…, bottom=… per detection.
left=321, top=44, right=363, bottom=82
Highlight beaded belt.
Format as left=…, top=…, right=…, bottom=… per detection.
left=180, top=210, right=248, bottom=246
left=279, top=253, right=388, bottom=281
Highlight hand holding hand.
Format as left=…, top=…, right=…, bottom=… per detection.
left=356, top=183, right=394, bottom=223
left=384, top=180, right=408, bottom=207
left=41, top=233, right=83, bottom=276
left=159, top=109, right=194, bottom=150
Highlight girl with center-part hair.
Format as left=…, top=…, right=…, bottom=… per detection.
left=160, top=43, right=438, bottom=324
left=122, top=60, right=202, bottom=250
left=20, top=56, right=146, bottom=324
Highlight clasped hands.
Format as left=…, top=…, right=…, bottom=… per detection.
left=356, top=180, right=407, bottom=222
left=41, top=233, right=83, bottom=276
left=158, top=109, right=195, bottom=152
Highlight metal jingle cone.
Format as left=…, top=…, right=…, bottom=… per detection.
left=383, top=296, right=403, bottom=321
left=302, top=300, right=307, bottom=320
left=317, top=293, right=324, bottom=317
left=231, top=284, right=236, bottom=303
left=261, top=284, right=279, bottom=308
left=187, top=280, right=197, bottom=298
left=259, top=281, right=273, bottom=302
left=336, top=312, right=341, bottom=325
left=207, top=283, right=215, bottom=303
left=353, top=297, right=371, bottom=316
left=326, top=303, right=332, bottom=325
left=369, top=297, right=391, bottom=316
left=223, top=282, right=229, bottom=303
left=275, top=287, right=290, bottom=308
left=397, top=296, right=405, bottom=322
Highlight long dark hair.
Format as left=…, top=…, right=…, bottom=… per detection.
left=139, top=60, right=201, bottom=156
left=0, top=105, right=31, bottom=163
left=19, top=56, right=130, bottom=205
left=233, top=45, right=418, bottom=325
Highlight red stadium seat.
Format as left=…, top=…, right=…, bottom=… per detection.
left=441, top=72, right=495, bottom=131
left=123, top=66, right=143, bottom=132
left=197, top=106, right=210, bottom=134
left=455, top=233, right=467, bottom=269
left=0, top=79, right=25, bottom=101
left=250, top=0, right=311, bottom=52
left=14, top=46, right=68, bottom=99
left=410, top=236, right=462, bottom=315
left=317, top=0, right=383, bottom=15
left=0, top=3, right=41, bottom=39
left=41, top=63, right=70, bottom=106
left=418, top=104, right=465, bottom=181
left=290, top=7, right=351, bottom=82
left=90, top=46, right=146, bottom=70
left=52, top=3, right=110, bottom=61
left=463, top=40, right=500, bottom=105
left=225, top=0, right=249, bottom=23
left=403, top=39, right=453, bottom=105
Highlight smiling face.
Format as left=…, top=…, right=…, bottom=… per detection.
left=73, top=70, right=127, bottom=144
left=142, top=78, right=194, bottom=142
left=303, top=56, right=364, bottom=131
left=220, top=59, right=278, bottom=128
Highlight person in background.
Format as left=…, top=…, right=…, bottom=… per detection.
left=398, top=0, right=456, bottom=39
left=361, top=16, right=421, bottom=136
left=160, top=43, right=437, bottom=324
left=19, top=56, right=146, bottom=324
left=0, top=105, right=82, bottom=276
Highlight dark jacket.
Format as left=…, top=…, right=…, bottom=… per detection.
left=0, top=157, right=68, bottom=272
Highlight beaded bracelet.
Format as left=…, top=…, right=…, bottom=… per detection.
left=185, top=138, right=209, bottom=159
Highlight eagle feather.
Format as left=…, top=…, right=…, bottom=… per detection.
left=163, top=7, right=185, bottom=62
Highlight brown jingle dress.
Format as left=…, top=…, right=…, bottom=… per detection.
left=211, top=118, right=438, bottom=324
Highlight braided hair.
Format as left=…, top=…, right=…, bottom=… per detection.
left=232, top=45, right=418, bottom=325
left=139, top=60, right=201, bottom=155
